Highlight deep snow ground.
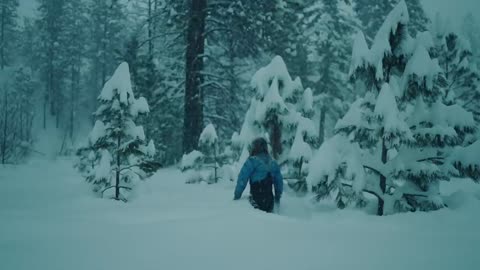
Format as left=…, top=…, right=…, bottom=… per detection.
left=1, top=158, right=480, bottom=270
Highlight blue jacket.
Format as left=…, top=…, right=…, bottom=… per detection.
left=234, top=154, right=283, bottom=200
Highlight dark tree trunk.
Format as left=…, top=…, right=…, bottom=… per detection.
left=92, top=57, right=100, bottom=125
left=43, top=82, right=47, bottom=130
left=69, top=65, right=75, bottom=140
left=147, top=0, right=153, bottom=57
left=377, top=137, right=388, bottom=216
left=115, top=135, right=121, bottom=200
left=183, top=0, right=207, bottom=153
left=1, top=5, right=5, bottom=70
left=48, top=43, right=54, bottom=115
left=2, top=89, right=8, bottom=164
left=55, top=94, right=60, bottom=129
left=318, top=106, right=326, bottom=146
left=270, top=116, right=282, bottom=160
left=101, top=10, right=108, bottom=87
left=153, top=0, right=158, bottom=37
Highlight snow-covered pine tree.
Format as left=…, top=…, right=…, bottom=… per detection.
left=288, top=88, right=315, bottom=193
left=308, top=0, right=477, bottom=215
left=354, top=0, right=429, bottom=44
left=187, top=0, right=294, bottom=157
left=124, top=0, right=184, bottom=164
left=198, top=123, right=221, bottom=183
left=202, top=0, right=268, bottom=141
left=302, top=0, right=360, bottom=145
left=202, top=41, right=248, bottom=143
left=431, top=14, right=480, bottom=122
left=198, top=124, right=219, bottom=162
left=448, top=140, right=480, bottom=181
left=235, top=56, right=317, bottom=191
left=76, top=62, right=159, bottom=201
left=404, top=0, right=430, bottom=36
left=262, top=0, right=308, bottom=79
left=180, top=149, right=204, bottom=184
left=122, top=35, right=164, bottom=158
left=180, top=123, right=233, bottom=184
left=136, top=0, right=186, bottom=164
left=354, top=0, right=396, bottom=44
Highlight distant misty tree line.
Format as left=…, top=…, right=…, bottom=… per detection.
left=1, top=0, right=480, bottom=165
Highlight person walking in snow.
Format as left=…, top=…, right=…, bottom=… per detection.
left=234, top=138, right=283, bottom=213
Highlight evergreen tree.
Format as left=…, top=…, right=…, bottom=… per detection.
left=122, top=0, right=186, bottom=164
left=431, top=14, right=480, bottom=122
left=61, top=0, right=89, bottom=144
left=235, top=56, right=317, bottom=190
left=404, top=0, right=429, bottom=35
left=202, top=41, right=251, bottom=141
left=86, top=0, right=126, bottom=120
left=354, top=0, right=429, bottom=43
left=303, top=0, right=360, bottom=145
left=12, top=68, right=36, bottom=148
left=0, top=0, right=19, bottom=69
left=0, top=67, right=36, bottom=164
left=19, top=18, right=38, bottom=72
left=34, top=0, right=91, bottom=138
left=35, top=0, right=68, bottom=129
left=308, top=1, right=477, bottom=215
left=180, top=123, right=228, bottom=184
left=122, top=35, right=160, bottom=144
left=262, top=0, right=309, bottom=79
left=76, top=62, right=159, bottom=201
left=202, top=0, right=267, bottom=141
left=124, top=0, right=163, bottom=109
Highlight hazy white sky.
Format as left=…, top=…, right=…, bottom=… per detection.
left=18, top=0, right=479, bottom=29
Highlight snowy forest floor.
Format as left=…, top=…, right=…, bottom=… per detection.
left=1, top=159, right=480, bottom=270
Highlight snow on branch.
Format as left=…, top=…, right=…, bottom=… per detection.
left=199, top=124, right=218, bottom=147
left=448, top=141, right=480, bottom=181
left=307, top=135, right=365, bottom=193
left=349, top=31, right=370, bottom=76
left=99, top=62, right=134, bottom=104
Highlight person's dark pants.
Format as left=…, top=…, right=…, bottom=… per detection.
left=249, top=179, right=274, bottom=213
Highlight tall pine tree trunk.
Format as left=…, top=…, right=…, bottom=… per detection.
left=153, top=0, right=158, bottom=38
left=147, top=0, right=153, bottom=57
left=2, top=89, right=8, bottom=164
left=183, top=0, right=207, bottom=153
left=101, top=11, right=108, bottom=87
left=318, top=106, right=326, bottom=146
left=48, top=43, right=54, bottom=115
left=115, top=135, right=121, bottom=200
left=377, top=137, right=388, bottom=216
left=43, top=80, right=47, bottom=129
left=1, top=5, right=5, bottom=70
left=92, top=57, right=100, bottom=124
left=55, top=69, right=61, bottom=129
left=69, top=65, right=75, bottom=140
